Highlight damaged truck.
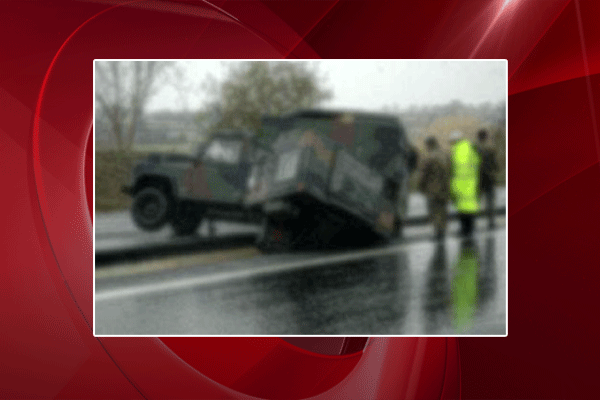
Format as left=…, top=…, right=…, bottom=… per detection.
left=246, top=109, right=416, bottom=251
left=123, top=109, right=416, bottom=251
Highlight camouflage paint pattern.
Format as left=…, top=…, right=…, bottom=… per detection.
left=329, top=113, right=356, bottom=147
left=183, top=163, right=212, bottom=199
left=130, top=133, right=258, bottom=208
left=248, top=110, right=410, bottom=238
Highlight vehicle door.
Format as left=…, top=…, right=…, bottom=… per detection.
left=184, top=138, right=248, bottom=203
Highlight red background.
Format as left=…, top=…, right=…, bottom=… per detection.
left=1, top=0, right=598, bottom=398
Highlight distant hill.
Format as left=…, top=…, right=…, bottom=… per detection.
left=391, top=100, right=505, bottom=148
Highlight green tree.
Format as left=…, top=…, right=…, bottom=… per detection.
left=201, top=61, right=333, bottom=134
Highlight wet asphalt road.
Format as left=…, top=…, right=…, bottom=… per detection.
left=95, top=216, right=506, bottom=336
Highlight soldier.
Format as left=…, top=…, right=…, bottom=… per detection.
left=476, top=129, right=499, bottom=228
left=449, top=130, right=481, bottom=237
left=419, top=136, right=450, bottom=240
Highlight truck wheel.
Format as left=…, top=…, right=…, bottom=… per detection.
left=171, top=202, right=203, bottom=236
left=392, top=216, right=403, bottom=239
left=132, top=187, right=172, bottom=231
left=256, top=218, right=294, bottom=253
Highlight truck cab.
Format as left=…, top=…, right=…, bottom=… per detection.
left=124, top=130, right=266, bottom=236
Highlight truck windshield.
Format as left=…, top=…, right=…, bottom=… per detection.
left=203, top=139, right=243, bottom=164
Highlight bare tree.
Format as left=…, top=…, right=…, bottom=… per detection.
left=95, top=61, right=176, bottom=151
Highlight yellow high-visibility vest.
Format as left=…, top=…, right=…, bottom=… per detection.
left=451, top=140, right=480, bottom=213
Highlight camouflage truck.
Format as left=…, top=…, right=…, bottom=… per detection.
left=122, top=130, right=269, bottom=236
left=246, top=110, right=416, bottom=251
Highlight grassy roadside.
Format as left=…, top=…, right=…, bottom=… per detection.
left=95, top=151, right=150, bottom=212
left=96, top=143, right=198, bottom=212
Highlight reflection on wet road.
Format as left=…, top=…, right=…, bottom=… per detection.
left=248, top=253, right=410, bottom=335
left=423, top=237, right=501, bottom=335
left=95, top=226, right=506, bottom=335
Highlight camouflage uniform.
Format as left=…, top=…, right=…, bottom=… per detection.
left=476, top=143, right=498, bottom=228
left=419, top=149, right=450, bottom=238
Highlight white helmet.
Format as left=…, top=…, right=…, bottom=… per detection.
left=449, top=130, right=463, bottom=142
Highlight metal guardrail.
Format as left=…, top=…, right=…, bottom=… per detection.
left=95, top=206, right=505, bottom=268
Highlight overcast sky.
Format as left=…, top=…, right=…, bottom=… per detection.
left=146, top=59, right=507, bottom=113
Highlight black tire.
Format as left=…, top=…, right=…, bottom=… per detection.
left=392, top=216, right=403, bottom=239
left=171, top=202, right=203, bottom=236
left=256, top=217, right=295, bottom=253
left=132, top=187, right=172, bottom=231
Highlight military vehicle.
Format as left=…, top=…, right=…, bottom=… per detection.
left=246, top=109, right=416, bottom=251
left=122, top=130, right=268, bottom=236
